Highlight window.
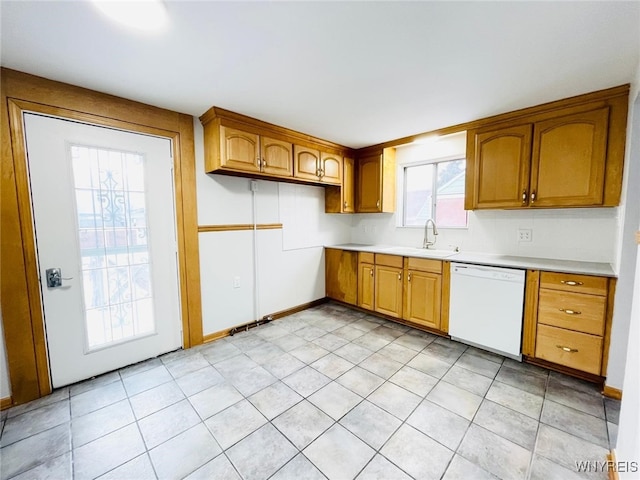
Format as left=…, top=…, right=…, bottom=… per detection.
left=403, top=158, right=467, bottom=228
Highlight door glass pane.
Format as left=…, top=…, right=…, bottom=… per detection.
left=71, top=145, right=155, bottom=349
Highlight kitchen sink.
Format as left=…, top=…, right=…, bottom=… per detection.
left=379, top=246, right=459, bottom=259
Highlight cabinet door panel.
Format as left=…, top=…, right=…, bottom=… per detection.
left=473, top=124, right=532, bottom=209
left=404, top=271, right=441, bottom=330
left=375, top=265, right=402, bottom=318
left=320, top=153, right=342, bottom=185
left=342, top=157, right=355, bottom=213
left=261, top=136, right=293, bottom=177
left=294, top=145, right=321, bottom=181
left=358, top=263, right=375, bottom=310
left=357, top=153, right=382, bottom=212
left=326, top=249, right=357, bottom=305
left=220, top=126, right=260, bottom=173
left=530, top=108, right=609, bottom=207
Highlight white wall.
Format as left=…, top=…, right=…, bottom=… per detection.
left=616, top=244, right=639, bottom=477
left=0, top=309, right=11, bottom=399
left=194, top=120, right=351, bottom=335
left=607, top=85, right=640, bottom=389
left=352, top=133, right=619, bottom=264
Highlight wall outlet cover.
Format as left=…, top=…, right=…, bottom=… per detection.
left=518, top=228, right=533, bottom=243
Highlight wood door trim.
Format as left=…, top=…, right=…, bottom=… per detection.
left=198, top=223, right=283, bottom=232
left=1, top=68, right=202, bottom=405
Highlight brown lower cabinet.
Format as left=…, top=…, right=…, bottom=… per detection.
left=404, top=257, right=443, bottom=330
left=523, top=270, right=615, bottom=379
left=326, top=249, right=448, bottom=334
left=324, top=248, right=358, bottom=305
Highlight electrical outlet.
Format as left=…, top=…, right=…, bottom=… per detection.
left=233, top=276, right=240, bottom=288
left=518, top=228, right=532, bottom=243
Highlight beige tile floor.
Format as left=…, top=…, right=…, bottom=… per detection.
left=0, top=302, right=619, bottom=480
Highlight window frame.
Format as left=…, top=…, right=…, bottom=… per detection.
left=399, top=154, right=468, bottom=229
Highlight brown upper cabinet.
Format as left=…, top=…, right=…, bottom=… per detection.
left=465, top=86, right=628, bottom=210
left=200, top=106, right=351, bottom=190
left=356, top=147, right=396, bottom=213
left=293, top=145, right=342, bottom=185
left=206, top=122, right=293, bottom=178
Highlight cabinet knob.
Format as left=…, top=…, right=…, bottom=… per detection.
left=257, top=157, right=262, bottom=169
left=376, top=200, right=380, bottom=208
left=263, top=158, right=267, bottom=168
left=370, top=269, right=374, bottom=277
left=522, top=189, right=527, bottom=204
left=408, top=273, right=411, bottom=282
left=530, top=191, right=536, bottom=203
left=560, top=280, right=583, bottom=286
left=344, top=201, right=348, bottom=208
left=559, top=308, right=581, bottom=315
left=556, top=345, right=579, bottom=353
left=398, top=272, right=402, bottom=281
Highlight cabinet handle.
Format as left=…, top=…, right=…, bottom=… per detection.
left=559, top=308, right=581, bottom=315
left=522, top=189, right=527, bottom=204
left=344, top=201, right=348, bottom=208
left=398, top=272, right=402, bottom=281
left=556, top=345, right=579, bottom=353
left=408, top=273, right=411, bottom=282
left=257, top=157, right=262, bottom=169
left=370, top=269, right=374, bottom=277
left=262, top=158, right=267, bottom=168
left=530, top=191, right=536, bottom=203
left=376, top=200, right=380, bottom=208
left=560, top=280, right=583, bottom=286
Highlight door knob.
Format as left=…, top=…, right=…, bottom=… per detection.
left=45, top=267, right=73, bottom=288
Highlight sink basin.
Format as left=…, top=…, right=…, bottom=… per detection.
left=380, top=246, right=459, bottom=259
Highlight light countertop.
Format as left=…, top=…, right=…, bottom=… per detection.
left=327, top=243, right=616, bottom=277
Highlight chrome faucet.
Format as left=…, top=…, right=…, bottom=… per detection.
left=423, top=218, right=438, bottom=249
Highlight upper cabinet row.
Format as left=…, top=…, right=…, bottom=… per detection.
left=204, top=120, right=343, bottom=186
left=200, top=106, right=396, bottom=214
left=201, top=85, right=628, bottom=214
left=465, top=87, right=628, bottom=210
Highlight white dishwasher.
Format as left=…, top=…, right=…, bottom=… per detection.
left=449, top=262, right=525, bottom=360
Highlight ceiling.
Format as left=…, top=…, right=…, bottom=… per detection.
left=2, top=1, right=639, bottom=149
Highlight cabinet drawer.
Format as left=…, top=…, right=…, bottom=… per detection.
left=375, top=253, right=403, bottom=268
left=535, top=324, right=602, bottom=375
left=406, top=257, right=442, bottom=274
left=540, top=272, right=608, bottom=296
left=359, top=252, right=374, bottom=264
left=538, top=289, right=606, bottom=336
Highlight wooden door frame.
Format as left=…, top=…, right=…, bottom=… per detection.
left=1, top=68, right=203, bottom=405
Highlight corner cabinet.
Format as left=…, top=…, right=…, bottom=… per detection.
left=325, top=248, right=357, bottom=305
left=522, top=270, right=615, bottom=379
left=325, top=157, right=355, bottom=213
left=465, top=88, right=628, bottom=209
left=356, top=148, right=396, bottom=213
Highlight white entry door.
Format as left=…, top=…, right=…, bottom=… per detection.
left=24, top=113, right=182, bottom=388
